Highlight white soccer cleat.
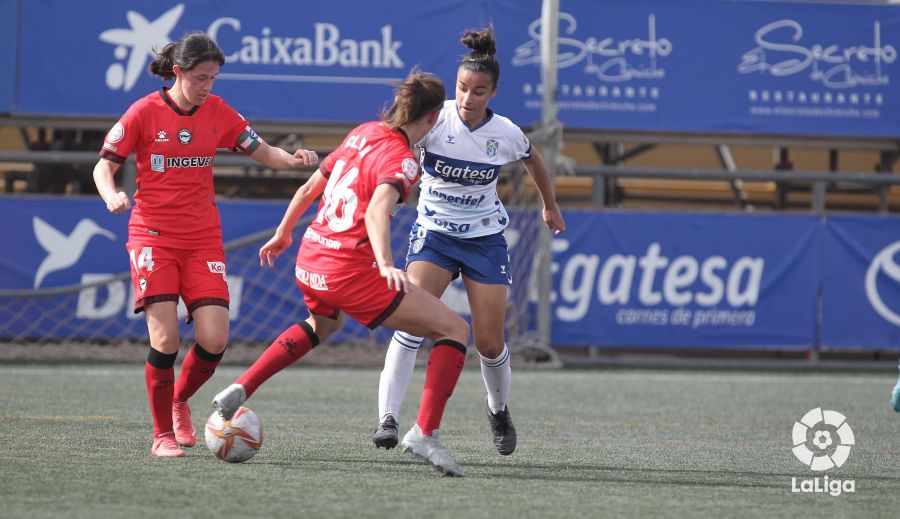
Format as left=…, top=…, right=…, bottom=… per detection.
left=212, top=383, right=246, bottom=421
left=401, top=424, right=465, bottom=477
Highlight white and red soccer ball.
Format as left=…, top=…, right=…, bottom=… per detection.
left=205, top=406, right=263, bottom=463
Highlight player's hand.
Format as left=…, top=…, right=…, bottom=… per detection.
left=106, top=192, right=131, bottom=214
left=378, top=265, right=410, bottom=292
left=289, top=148, right=319, bottom=168
left=259, top=233, right=292, bottom=267
left=543, top=206, right=566, bottom=235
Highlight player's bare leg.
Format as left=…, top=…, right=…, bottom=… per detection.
left=465, top=278, right=516, bottom=455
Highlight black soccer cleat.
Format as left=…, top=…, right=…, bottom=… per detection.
left=372, top=415, right=399, bottom=449
left=485, top=399, right=517, bottom=455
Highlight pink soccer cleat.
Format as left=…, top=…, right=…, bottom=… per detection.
left=151, top=433, right=186, bottom=457
left=172, top=401, right=197, bottom=447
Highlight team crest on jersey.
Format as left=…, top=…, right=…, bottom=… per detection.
left=401, top=158, right=418, bottom=180
left=486, top=139, right=499, bottom=158
left=178, top=129, right=192, bottom=144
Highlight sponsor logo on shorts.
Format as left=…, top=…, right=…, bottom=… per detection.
left=411, top=238, right=425, bottom=254
left=207, top=261, right=226, bottom=275
left=295, top=265, right=328, bottom=291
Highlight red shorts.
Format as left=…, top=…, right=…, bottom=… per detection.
left=126, top=240, right=229, bottom=317
left=294, top=261, right=404, bottom=329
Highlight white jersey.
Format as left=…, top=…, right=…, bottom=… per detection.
left=415, top=100, right=531, bottom=238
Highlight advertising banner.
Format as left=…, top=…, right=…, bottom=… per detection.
left=492, top=0, right=900, bottom=136
left=546, top=211, right=821, bottom=349
left=15, top=0, right=480, bottom=123
left=10, top=0, right=899, bottom=137
left=822, top=215, right=900, bottom=350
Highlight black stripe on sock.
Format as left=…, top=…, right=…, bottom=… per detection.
left=298, top=321, right=321, bottom=348
left=147, top=348, right=178, bottom=369
left=434, top=339, right=467, bottom=355
left=193, top=342, right=224, bottom=362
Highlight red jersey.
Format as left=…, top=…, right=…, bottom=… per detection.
left=298, top=121, right=420, bottom=271
left=100, top=88, right=259, bottom=249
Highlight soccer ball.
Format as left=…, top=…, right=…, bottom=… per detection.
left=205, top=407, right=263, bottom=463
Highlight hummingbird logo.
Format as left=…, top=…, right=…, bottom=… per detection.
left=99, top=4, right=185, bottom=92
left=33, top=217, right=116, bottom=289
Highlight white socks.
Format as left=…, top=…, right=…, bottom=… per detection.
left=379, top=335, right=512, bottom=420
left=378, top=331, right=423, bottom=423
left=480, top=344, right=511, bottom=414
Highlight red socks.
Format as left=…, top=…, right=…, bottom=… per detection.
left=145, top=349, right=177, bottom=438
left=236, top=322, right=319, bottom=398
left=174, top=343, right=224, bottom=403
left=417, top=340, right=466, bottom=436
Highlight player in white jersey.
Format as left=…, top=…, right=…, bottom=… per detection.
left=373, top=26, right=566, bottom=455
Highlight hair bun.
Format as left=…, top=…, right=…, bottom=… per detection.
left=461, top=27, right=496, bottom=56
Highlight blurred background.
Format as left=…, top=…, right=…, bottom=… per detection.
left=2, top=0, right=899, bottom=366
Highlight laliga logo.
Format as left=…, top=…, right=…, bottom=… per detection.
left=790, top=408, right=856, bottom=497
left=99, top=4, right=184, bottom=92
left=866, top=241, right=900, bottom=325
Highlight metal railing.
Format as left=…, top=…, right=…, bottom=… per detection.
left=572, top=164, right=900, bottom=214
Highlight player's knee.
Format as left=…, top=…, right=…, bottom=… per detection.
left=149, top=330, right=180, bottom=353
left=446, top=314, right=469, bottom=345
left=306, top=313, right=343, bottom=342
left=475, top=341, right=505, bottom=359
left=195, top=330, right=228, bottom=354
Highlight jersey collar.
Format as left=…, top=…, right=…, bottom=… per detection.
left=159, top=87, right=200, bottom=116
left=455, top=104, right=494, bottom=132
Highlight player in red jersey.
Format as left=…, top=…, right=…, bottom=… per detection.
left=212, top=71, right=472, bottom=476
left=92, top=33, right=318, bottom=457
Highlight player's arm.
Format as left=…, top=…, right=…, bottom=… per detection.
left=92, top=157, right=131, bottom=214
left=365, top=184, right=410, bottom=292
left=259, top=169, right=328, bottom=267
left=250, top=140, right=319, bottom=170
left=522, top=147, right=566, bottom=235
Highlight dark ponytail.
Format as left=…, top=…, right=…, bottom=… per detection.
left=459, top=25, right=500, bottom=87
left=148, top=32, right=225, bottom=80
left=381, top=70, right=446, bottom=130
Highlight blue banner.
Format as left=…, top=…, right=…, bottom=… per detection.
left=544, top=211, right=821, bottom=349
left=15, top=0, right=480, bottom=123
left=822, top=216, right=900, bottom=350
left=493, top=0, right=900, bottom=136
left=10, top=0, right=899, bottom=137
left=0, top=196, right=407, bottom=343
left=0, top=0, right=16, bottom=113
left=5, top=198, right=900, bottom=350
